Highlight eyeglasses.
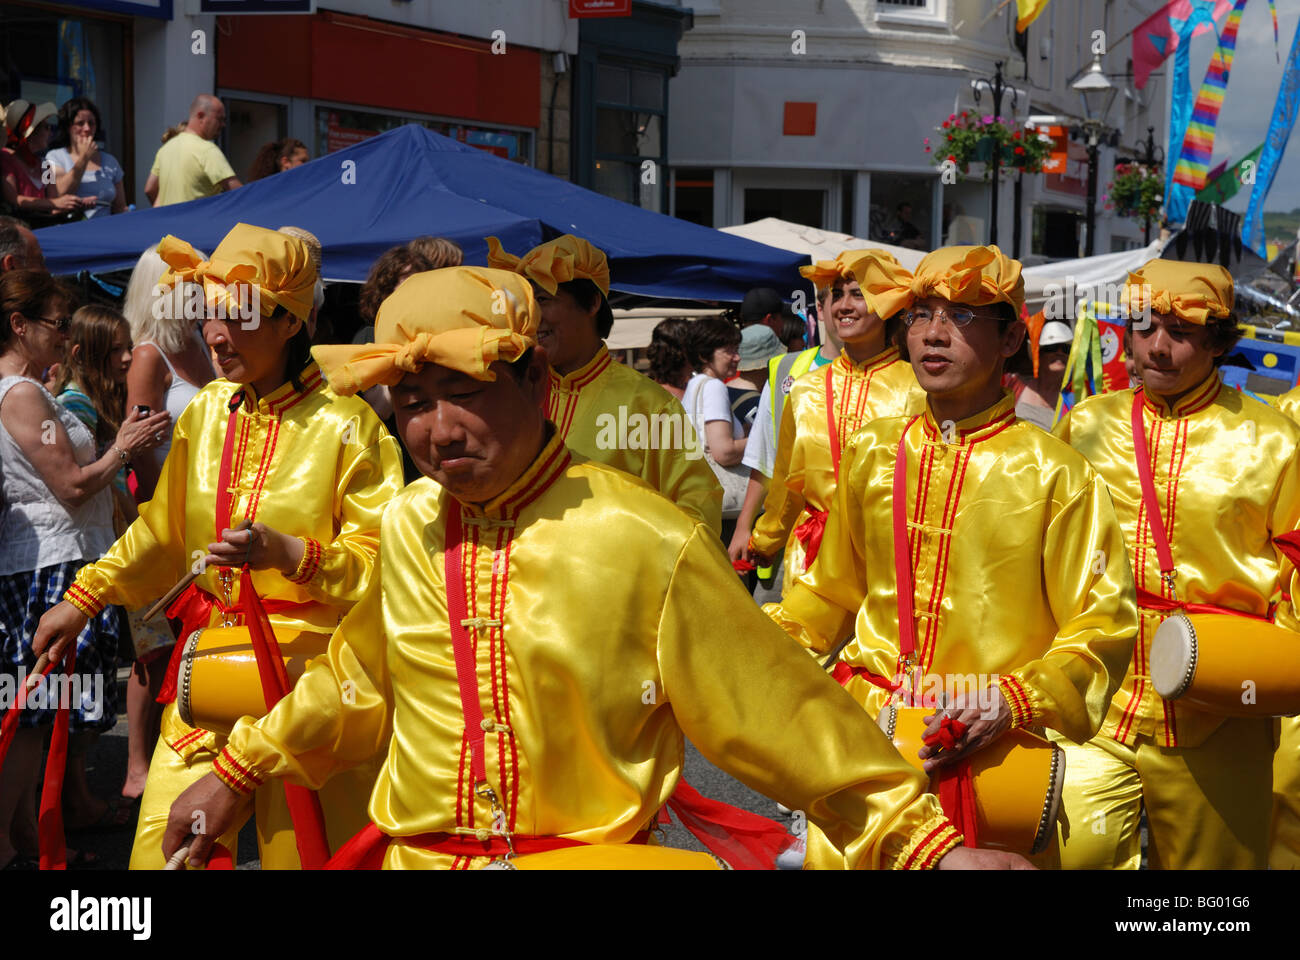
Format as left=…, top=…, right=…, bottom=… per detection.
left=902, top=305, right=999, bottom=329
left=29, top=313, right=70, bottom=333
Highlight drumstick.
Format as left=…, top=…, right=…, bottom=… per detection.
left=142, top=519, right=253, bottom=622
left=164, top=845, right=191, bottom=870
left=821, top=634, right=855, bottom=671
left=24, top=652, right=50, bottom=692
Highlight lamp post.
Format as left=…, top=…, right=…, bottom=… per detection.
left=1071, top=54, right=1118, bottom=257
left=971, top=61, right=1017, bottom=247
left=1132, top=126, right=1165, bottom=246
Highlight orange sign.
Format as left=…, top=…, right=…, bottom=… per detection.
left=1036, top=125, right=1068, bottom=176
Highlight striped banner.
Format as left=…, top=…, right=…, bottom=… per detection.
left=1168, top=0, right=1250, bottom=221
left=1243, top=16, right=1300, bottom=256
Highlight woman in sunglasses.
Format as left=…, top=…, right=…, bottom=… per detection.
left=0, top=269, right=168, bottom=869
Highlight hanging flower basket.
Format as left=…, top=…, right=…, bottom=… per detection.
left=1106, top=163, right=1164, bottom=221
left=923, top=112, right=1051, bottom=179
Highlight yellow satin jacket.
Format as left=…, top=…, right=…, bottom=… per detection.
left=750, top=347, right=924, bottom=593
left=1054, top=375, right=1300, bottom=747
left=219, top=432, right=962, bottom=869
left=546, top=345, right=722, bottom=533
left=767, top=392, right=1136, bottom=742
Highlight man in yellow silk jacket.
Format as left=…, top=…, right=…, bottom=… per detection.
left=743, top=251, right=925, bottom=596
left=1270, top=384, right=1300, bottom=870
left=486, top=234, right=721, bottom=534
left=33, top=224, right=406, bottom=868
left=766, top=246, right=1136, bottom=867
left=158, top=266, right=1030, bottom=871
left=1053, top=260, right=1300, bottom=869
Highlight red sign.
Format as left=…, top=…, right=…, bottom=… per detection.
left=326, top=115, right=378, bottom=154
left=569, top=0, right=631, bottom=17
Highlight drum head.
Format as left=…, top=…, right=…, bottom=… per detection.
left=1151, top=614, right=1198, bottom=701
left=1032, top=743, right=1066, bottom=855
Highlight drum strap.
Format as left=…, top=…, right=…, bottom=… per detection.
left=1130, top=391, right=1178, bottom=598
left=892, top=417, right=922, bottom=681
left=825, top=364, right=841, bottom=480
left=443, top=506, right=509, bottom=837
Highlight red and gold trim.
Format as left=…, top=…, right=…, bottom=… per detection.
left=64, top=581, right=106, bottom=617
left=546, top=347, right=612, bottom=441
left=213, top=746, right=265, bottom=796
left=999, top=674, right=1036, bottom=728
left=1139, top=375, right=1220, bottom=420
left=287, top=536, right=323, bottom=585
left=897, top=814, right=964, bottom=870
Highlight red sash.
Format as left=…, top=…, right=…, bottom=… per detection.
left=792, top=508, right=828, bottom=569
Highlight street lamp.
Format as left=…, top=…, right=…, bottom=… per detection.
left=1129, top=126, right=1165, bottom=246
left=971, top=61, right=1017, bottom=247
left=1071, top=53, right=1119, bottom=257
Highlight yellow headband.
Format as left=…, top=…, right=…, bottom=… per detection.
left=485, top=234, right=611, bottom=297
left=311, top=266, right=538, bottom=396
left=1120, top=259, right=1234, bottom=325
left=157, top=223, right=317, bottom=322
left=852, top=244, right=1024, bottom=319
left=799, top=249, right=900, bottom=292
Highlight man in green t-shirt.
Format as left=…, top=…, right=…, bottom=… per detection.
left=145, top=94, right=242, bottom=206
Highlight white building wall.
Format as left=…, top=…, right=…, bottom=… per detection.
left=670, top=0, right=1169, bottom=256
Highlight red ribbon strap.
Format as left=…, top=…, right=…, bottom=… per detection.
left=1130, top=391, right=1176, bottom=579
left=922, top=716, right=978, bottom=847
left=825, top=364, right=842, bottom=480
left=892, top=418, right=922, bottom=670
left=664, top=779, right=789, bottom=870
left=444, top=506, right=489, bottom=792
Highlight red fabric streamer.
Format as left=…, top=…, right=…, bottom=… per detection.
left=37, top=645, right=76, bottom=869
left=922, top=716, right=977, bottom=847
left=0, top=652, right=58, bottom=774
left=1135, top=586, right=1275, bottom=621
left=240, top=568, right=331, bottom=870
left=732, top=558, right=757, bottom=573
left=663, top=778, right=789, bottom=870
left=792, top=508, right=828, bottom=568
left=1275, top=531, right=1300, bottom=569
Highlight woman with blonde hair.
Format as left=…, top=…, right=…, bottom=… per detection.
left=121, top=245, right=214, bottom=502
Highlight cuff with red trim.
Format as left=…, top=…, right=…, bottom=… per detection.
left=998, top=673, right=1037, bottom=729
left=286, top=537, right=323, bottom=585
left=896, top=813, right=964, bottom=870
left=64, top=581, right=106, bottom=617
left=212, top=745, right=266, bottom=796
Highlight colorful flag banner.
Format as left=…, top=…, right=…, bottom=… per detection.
left=1195, top=142, right=1264, bottom=203
left=1169, top=0, right=1250, bottom=224
left=1242, top=18, right=1300, bottom=256
left=1165, top=3, right=1224, bottom=222
left=1134, top=0, right=1233, bottom=89
left=1015, top=0, right=1050, bottom=32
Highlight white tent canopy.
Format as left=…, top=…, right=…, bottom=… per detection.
left=1021, top=240, right=1164, bottom=318
left=720, top=218, right=925, bottom=270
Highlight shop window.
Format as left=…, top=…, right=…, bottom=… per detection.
left=226, top=99, right=286, bottom=184
left=592, top=60, right=667, bottom=212
left=869, top=174, right=931, bottom=250
left=744, top=188, right=824, bottom=229
left=674, top=167, right=713, bottom=227
left=0, top=6, right=128, bottom=182
left=312, top=106, right=532, bottom=164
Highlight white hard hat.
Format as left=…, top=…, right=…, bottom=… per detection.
left=1038, top=321, right=1073, bottom=349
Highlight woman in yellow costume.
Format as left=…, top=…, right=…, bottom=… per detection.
left=1053, top=260, right=1300, bottom=869
left=740, top=250, right=924, bottom=595
left=33, top=223, right=405, bottom=868
left=486, top=234, right=721, bottom=533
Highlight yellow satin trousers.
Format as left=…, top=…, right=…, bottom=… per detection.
left=1271, top=717, right=1300, bottom=870
left=129, top=702, right=376, bottom=869
left=1044, top=718, right=1273, bottom=870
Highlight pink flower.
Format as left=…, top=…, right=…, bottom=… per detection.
left=948, top=113, right=956, bottom=122
left=923, top=137, right=931, bottom=145
left=982, top=114, right=995, bottom=125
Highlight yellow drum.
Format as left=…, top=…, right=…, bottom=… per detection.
left=879, top=704, right=1064, bottom=855
left=488, top=845, right=726, bottom=870
left=177, top=625, right=329, bottom=735
left=1152, top=613, right=1300, bottom=717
